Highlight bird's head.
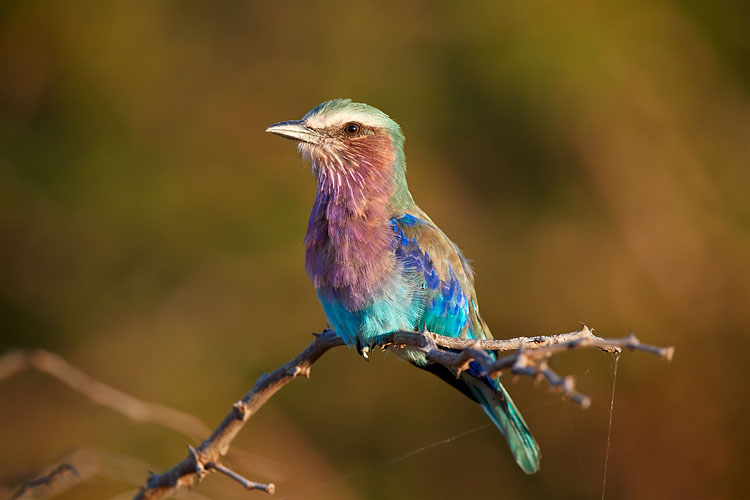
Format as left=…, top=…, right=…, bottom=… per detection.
left=266, top=99, right=411, bottom=207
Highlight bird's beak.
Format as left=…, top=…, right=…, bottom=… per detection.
left=265, top=120, right=322, bottom=145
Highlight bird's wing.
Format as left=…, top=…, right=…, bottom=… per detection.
left=391, top=212, right=540, bottom=474
left=390, top=212, right=491, bottom=341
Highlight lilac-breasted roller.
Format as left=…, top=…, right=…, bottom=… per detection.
left=266, top=99, right=540, bottom=474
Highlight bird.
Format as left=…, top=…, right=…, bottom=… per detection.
left=266, top=99, right=540, bottom=474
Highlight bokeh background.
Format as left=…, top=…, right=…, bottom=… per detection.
left=1, top=1, right=748, bottom=499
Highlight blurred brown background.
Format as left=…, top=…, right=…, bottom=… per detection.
left=1, top=1, right=748, bottom=499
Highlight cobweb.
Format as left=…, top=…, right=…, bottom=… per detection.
left=601, top=352, right=621, bottom=500
left=277, top=355, right=621, bottom=500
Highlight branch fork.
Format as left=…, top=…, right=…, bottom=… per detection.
left=133, top=325, right=672, bottom=499
left=184, top=444, right=275, bottom=494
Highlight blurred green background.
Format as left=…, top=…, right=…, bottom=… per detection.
left=1, top=1, right=748, bottom=499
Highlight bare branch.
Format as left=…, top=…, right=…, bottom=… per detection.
left=135, top=326, right=672, bottom=499
left=379, top=326, right=672, bottom=407
left=134, top=330, right=344, bottom=499
left=418, top=325, right=674, bottom=360
left=0, top=350, right=28, bottom=383
left=0, top=349, right=211, bottom=441
left=2, top=349, right=285, bottom=495
left=6, top=447, right=167, bottom=500
left=10, top=464, right=80, bottom=500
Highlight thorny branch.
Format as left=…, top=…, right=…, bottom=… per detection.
left=135, top=325, right=673, bottom=499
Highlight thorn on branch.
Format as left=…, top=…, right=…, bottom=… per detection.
left=312, top=327, right=333, bottom=338
left=187, top=445, right=206, bottom=480
left=233, top=400, right=249, bottom=420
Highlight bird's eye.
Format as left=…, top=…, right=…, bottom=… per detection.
left=344, top=122, right=361, bottom=136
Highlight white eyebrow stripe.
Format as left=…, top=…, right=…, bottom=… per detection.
left=305, top=109, right=390, bottom=130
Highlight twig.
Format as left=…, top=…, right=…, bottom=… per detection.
left=206, top=463, right=275, bottom=494
left=10, top=464, right=80, bottom=500
left=0, top=349, right=211, bottom=441
left=135, top=326, right=673, bottom=499
left=6, top=447, right=164, bottom=500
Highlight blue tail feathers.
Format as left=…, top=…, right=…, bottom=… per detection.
left=462, top=372, right=541, bottom=474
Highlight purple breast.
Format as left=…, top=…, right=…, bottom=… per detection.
left=303, top=134, right=398, bottom=310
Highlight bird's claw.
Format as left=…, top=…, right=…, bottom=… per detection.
left=355, top=338, right=371, bottom=361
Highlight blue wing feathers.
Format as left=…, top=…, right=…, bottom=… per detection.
left=323, top=213, right=540, bottom=473
left=392, top=217, right=470, bottom=336
left=392, top=214, right=540, bottom=474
